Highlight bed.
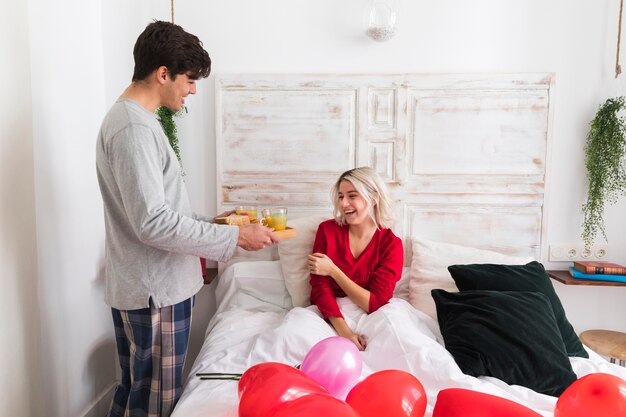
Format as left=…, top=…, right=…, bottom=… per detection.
left=171, top=73, right=626, bottom=416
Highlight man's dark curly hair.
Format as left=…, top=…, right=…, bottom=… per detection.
left=132, top=20, right=211, bottom=82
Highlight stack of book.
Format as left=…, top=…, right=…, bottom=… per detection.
left=569, top=261, right=626, bottom=283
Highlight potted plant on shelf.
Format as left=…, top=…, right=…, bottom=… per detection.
left=581, top=96, right=626, bottom=247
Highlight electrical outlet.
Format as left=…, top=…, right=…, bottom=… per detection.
left=549, top=243, right=609, bottom=262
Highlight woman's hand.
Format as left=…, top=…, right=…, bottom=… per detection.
left=308, top=253, right=336, bottom=277
left=346, top=333, right=367, bottom=351
left=328, top=316, right=367, bottom=351
left=310, top=253, right=371, bottom=312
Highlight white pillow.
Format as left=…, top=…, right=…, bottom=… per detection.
left=215, top=260, right=291, bottom=314
left=409, top=237, right=534, bottom=320
left=220, top=244, right=279, bottom=271
left=277, top=214, right=330, bottom=307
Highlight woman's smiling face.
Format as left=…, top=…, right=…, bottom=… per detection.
left=338, top=180, right=371, bottom=226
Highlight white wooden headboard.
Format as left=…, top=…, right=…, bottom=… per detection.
left=215, top=73, right=554, bottom=263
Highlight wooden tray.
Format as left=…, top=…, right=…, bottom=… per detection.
left=274, top=226, right=297, bottom=240
left=214, top=215, right=252, bottom=225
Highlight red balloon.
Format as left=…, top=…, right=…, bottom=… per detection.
left=238, top=362, right=328, bottom=417
left=555, top=373, right=626, bottom=417
left=432, top=388, right=542, bottom=417
left=238, top=362, right=295, bottom=398
left=273, top=393, right=361, bottom=417
left=345, top=370, right=427, bottom=417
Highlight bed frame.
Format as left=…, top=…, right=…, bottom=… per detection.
left=215, top=73, right=554, bottom=263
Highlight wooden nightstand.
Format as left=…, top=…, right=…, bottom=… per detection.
left=547, top=270, right=626, bottom=287
left=579, top=330, right=626, bottom=366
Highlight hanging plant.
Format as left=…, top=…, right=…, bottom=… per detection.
left=581, top=96, right=626, bottom=247
left=156, top=106, right=182, bottom=165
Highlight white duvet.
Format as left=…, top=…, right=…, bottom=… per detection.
left=172, top=261, right=626, bottom=417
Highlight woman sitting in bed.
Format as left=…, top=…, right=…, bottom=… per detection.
left=308, top=167, right=404, bottom=351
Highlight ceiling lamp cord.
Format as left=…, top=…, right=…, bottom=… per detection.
left=617, top=0, right=623, bottom=78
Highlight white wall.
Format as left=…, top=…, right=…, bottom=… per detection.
left=27, top=0, right=115, bottom=415
left=0, top=0, right=41, bottom=415
left=3, top=1, right=626, bottom=416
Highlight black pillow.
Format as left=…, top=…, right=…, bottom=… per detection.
left=447, top=261, right=588, bottom=358
left=432, top=289, right=578, bottom=396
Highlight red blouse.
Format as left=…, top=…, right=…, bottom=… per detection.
left=309, top=219, right=404, bottom=318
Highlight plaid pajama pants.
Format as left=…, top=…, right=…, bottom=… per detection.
left=108, top=297, right=193, bottom=417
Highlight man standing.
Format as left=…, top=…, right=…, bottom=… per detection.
left=96, top=20, right=277, bottom=417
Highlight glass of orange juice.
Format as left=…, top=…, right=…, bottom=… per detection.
left=235, top=206, right=258, bottom=220
left=260, top=207, right=288, bottom=231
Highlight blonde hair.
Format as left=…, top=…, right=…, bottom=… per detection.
left=331, top=166, right=395, bottom=229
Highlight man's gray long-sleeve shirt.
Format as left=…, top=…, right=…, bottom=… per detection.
left=96, top=99, right=238, bottom=310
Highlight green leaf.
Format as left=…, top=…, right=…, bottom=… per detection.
left=156, top=106, right=185, bottom=175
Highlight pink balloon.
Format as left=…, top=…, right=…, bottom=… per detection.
left=300, top=336, right=362, bottom=400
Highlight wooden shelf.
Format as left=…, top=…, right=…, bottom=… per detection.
left=547, top=270, right=626, bottom=287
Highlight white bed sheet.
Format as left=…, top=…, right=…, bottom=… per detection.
left=172, top=261, right=626, bottom=417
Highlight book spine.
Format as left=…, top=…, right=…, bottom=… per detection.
left=574, top=264, right=626, bottom=275
left=597, top=267, right=626, bottom=275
